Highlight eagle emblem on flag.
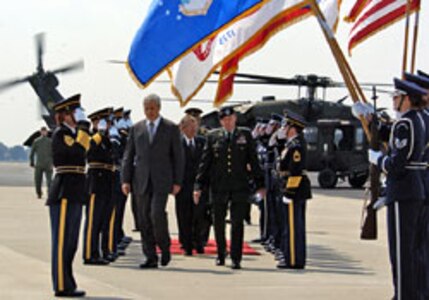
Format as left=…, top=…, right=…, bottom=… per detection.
left=179, top=0, right=213, bottom=16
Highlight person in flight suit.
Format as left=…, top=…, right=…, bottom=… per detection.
left=82, top=107, right=114, bottom=265
left=369, top=78, right=427, bottom=300
left=194, top=106, right=265, bottom=269
left=30, top=126, right=53, bottom=199
left=276, top=111, right=312, bottom=269
left=47, top=94, right=90, bottom=298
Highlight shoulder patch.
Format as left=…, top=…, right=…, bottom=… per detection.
left=64, top=135, right=75, bottom=147
left=394, top=137, right=408, bottom=149
left=293, top=150, right=301, bottom=162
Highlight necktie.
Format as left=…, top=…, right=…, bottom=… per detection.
left=149, top=122, right=155, bottom=143
left=189, top=139, right=195, bottom=154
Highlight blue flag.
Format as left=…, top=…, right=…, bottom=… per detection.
left=127, top=0, right=265, bottom=86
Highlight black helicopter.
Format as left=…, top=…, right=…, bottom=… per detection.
left=0, top=33, right=84, bottom=145
left=199, top=72, right=392, bottom=189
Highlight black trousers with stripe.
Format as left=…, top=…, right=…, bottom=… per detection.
left=280, top=200, right=307, bottom=268
left=49, top=199, right=82, bottom=292
left=83, top=193, right=109, bottom=260
left=387, top=201, right=422, bottom=300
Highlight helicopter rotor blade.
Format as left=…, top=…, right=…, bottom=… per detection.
left=106, top=59, right=126, bottom=64
left=0, top=76, right=30, bottom=92
left=35, top=32, right=45, bottom=71
left=52, top=60, right=84, bottom=74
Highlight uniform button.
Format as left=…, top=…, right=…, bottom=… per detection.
left=228, top=169, right=232, bottom=173
left=228, top=155, right=231, bottom=159
left=228, top=148, right=231, bottom=152
left=228, top=162, right=231, bottom=166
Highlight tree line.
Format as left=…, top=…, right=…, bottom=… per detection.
left=0, top=142, right=29, bottom=161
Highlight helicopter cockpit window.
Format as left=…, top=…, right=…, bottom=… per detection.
left=355, top=128, right=365, bottom=151
left=335, top=126, right=354, bottom=151
left=303, top=127, right=318, bottom=151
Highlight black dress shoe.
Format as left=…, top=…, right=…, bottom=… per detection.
left=184, top=249, right=193, bottom=256
left=231, top=261, right=241, bottom=270
left=196, top=246, right=205, bottom=254
left=84, top=257, right=109, bottom=265
left=161, top=252, right=171, bottom=266
left=139, top=260, right=158, bottom=269
left=55, top=289, right=86, bottom=297
left=215, top=257, right=225, bottom=266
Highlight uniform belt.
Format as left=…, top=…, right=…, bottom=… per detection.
left=278, top=170, right=308, bottom=177
left=88, top=162, right=115, bottom=172
left=55, top=166, right=86, bottom=174
left=405, top=162, right=428, bottom=170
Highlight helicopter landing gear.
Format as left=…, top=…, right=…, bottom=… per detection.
left=318, top=168, right=337, bottom=188
left=348, top=172, right=369, bottom=189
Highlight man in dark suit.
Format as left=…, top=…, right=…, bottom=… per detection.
left=121, top=94, right=184, bottom=268
left=175, top=115, right=206, bottom=255
left=194, top=106, right=265, bottom=269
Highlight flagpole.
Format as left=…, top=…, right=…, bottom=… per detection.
left=309, top=0, right=370, bottom=140
left=410, top=11, right=419, bottom=73
left=402, top=0, right=411, bottom=76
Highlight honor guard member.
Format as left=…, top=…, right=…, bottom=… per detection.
left=404, top=71, right=429, bottom=299
left=194, top=106, right=265, bottom=269
left=47, top=94, right=90, bottom=298
left=277, top=111, right=312, bottom=269
left=82, top=107, right=114, bottom=265
left=369, top=78, right=426, bottom=300
left=185, top=107, right=207, bottom=136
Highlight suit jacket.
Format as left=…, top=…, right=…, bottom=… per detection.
left=180, top=135, right=206, bottom=192
left=121, top=117, right=185, bottom=196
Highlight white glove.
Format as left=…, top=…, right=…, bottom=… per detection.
left=268, top=130, right=278, bottom=147
left=282, top=196, right=292, bottom=204
left=368, top=149, right=382, bottom=165
left=98, top=119, right=107, bottom=131
left=73, top=108, right=87, bottom=122
left=109, top=126, right=120, bottom=138
left=277, top=127, right=287, bottom=140
left=352, top=102, right=373, bottom=119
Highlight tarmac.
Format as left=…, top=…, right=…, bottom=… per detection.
left=0, top=162, right=392, bottom=300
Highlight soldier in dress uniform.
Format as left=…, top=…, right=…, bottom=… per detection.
left=276, top=111, right=312, bottom=269
left=82, top=107, right=114, bottom=265
left=368, top=78, right=427, bottom=300
left=30, top=126, right=53, bottom=199
left=47, top=94, right=90, bottom=298
left=194, top=106, right=265, bottom=269
left=403, top=71, right=429, bottom=299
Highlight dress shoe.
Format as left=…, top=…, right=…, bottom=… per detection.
left=161, top=251, right=171, bottom=266
left=196, top=246, right=205, bottom=254
left=117, top=249, right=126, bottom=256
left=184, top=249, right=193, bottom=256
left=215, top=256, right=225, bottom=266
left=84, top=257, right=109, bottom=265
left=231, top=261, right=241, bottom=270
left=139, top=260, right=158, bottom=269
left=122, top=236, right=133, bottom=244
left=250, top=238, right=262, bottom=243
left=55, top=289, right=86, bottom=297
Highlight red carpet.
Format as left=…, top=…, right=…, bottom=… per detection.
left=157, top=239, right=260, bottom=255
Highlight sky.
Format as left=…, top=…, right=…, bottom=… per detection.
left=0, top=0, right=428, bottom=146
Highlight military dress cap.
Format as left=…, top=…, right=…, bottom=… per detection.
left=404, top=72, right=429, bottom=89
left=283, top=110, right=307, bottom=128
left=113, top=107, right=124, bottom=118
left=185, top=107, right=203, bottom=117
left=218, top=106, right=236, bottom=119
left=270, top=113, right=284, bottom=123
left=53, top=94, right=81, bottom=112
left=393, top=78, right=427, bottom=97
left=124, top=109, right=131, bottom=117
left=88, top=107, right=114, bottom=121
left=417, top=70, right=429, bottom=80
left=255, top=117, right=269, bottom=124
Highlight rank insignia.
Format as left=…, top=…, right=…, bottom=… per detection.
left=237, top=135, right=247, bottom=144
left=394, top=138, right=408, bottom=149
left=293, top=150, right=301, bottom=162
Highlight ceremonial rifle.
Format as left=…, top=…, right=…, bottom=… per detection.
left=360, top=86, right=380, bottom=240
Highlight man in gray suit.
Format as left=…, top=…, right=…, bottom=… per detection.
left=121, top=94, right=184, bottom=268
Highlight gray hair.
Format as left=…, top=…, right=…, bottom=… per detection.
left=180, top=114, right=197, bottom=129
left=143, top=94, right=161, bottom=108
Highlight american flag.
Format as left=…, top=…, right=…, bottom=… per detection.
left=348, top=0, right=420, bottom=54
